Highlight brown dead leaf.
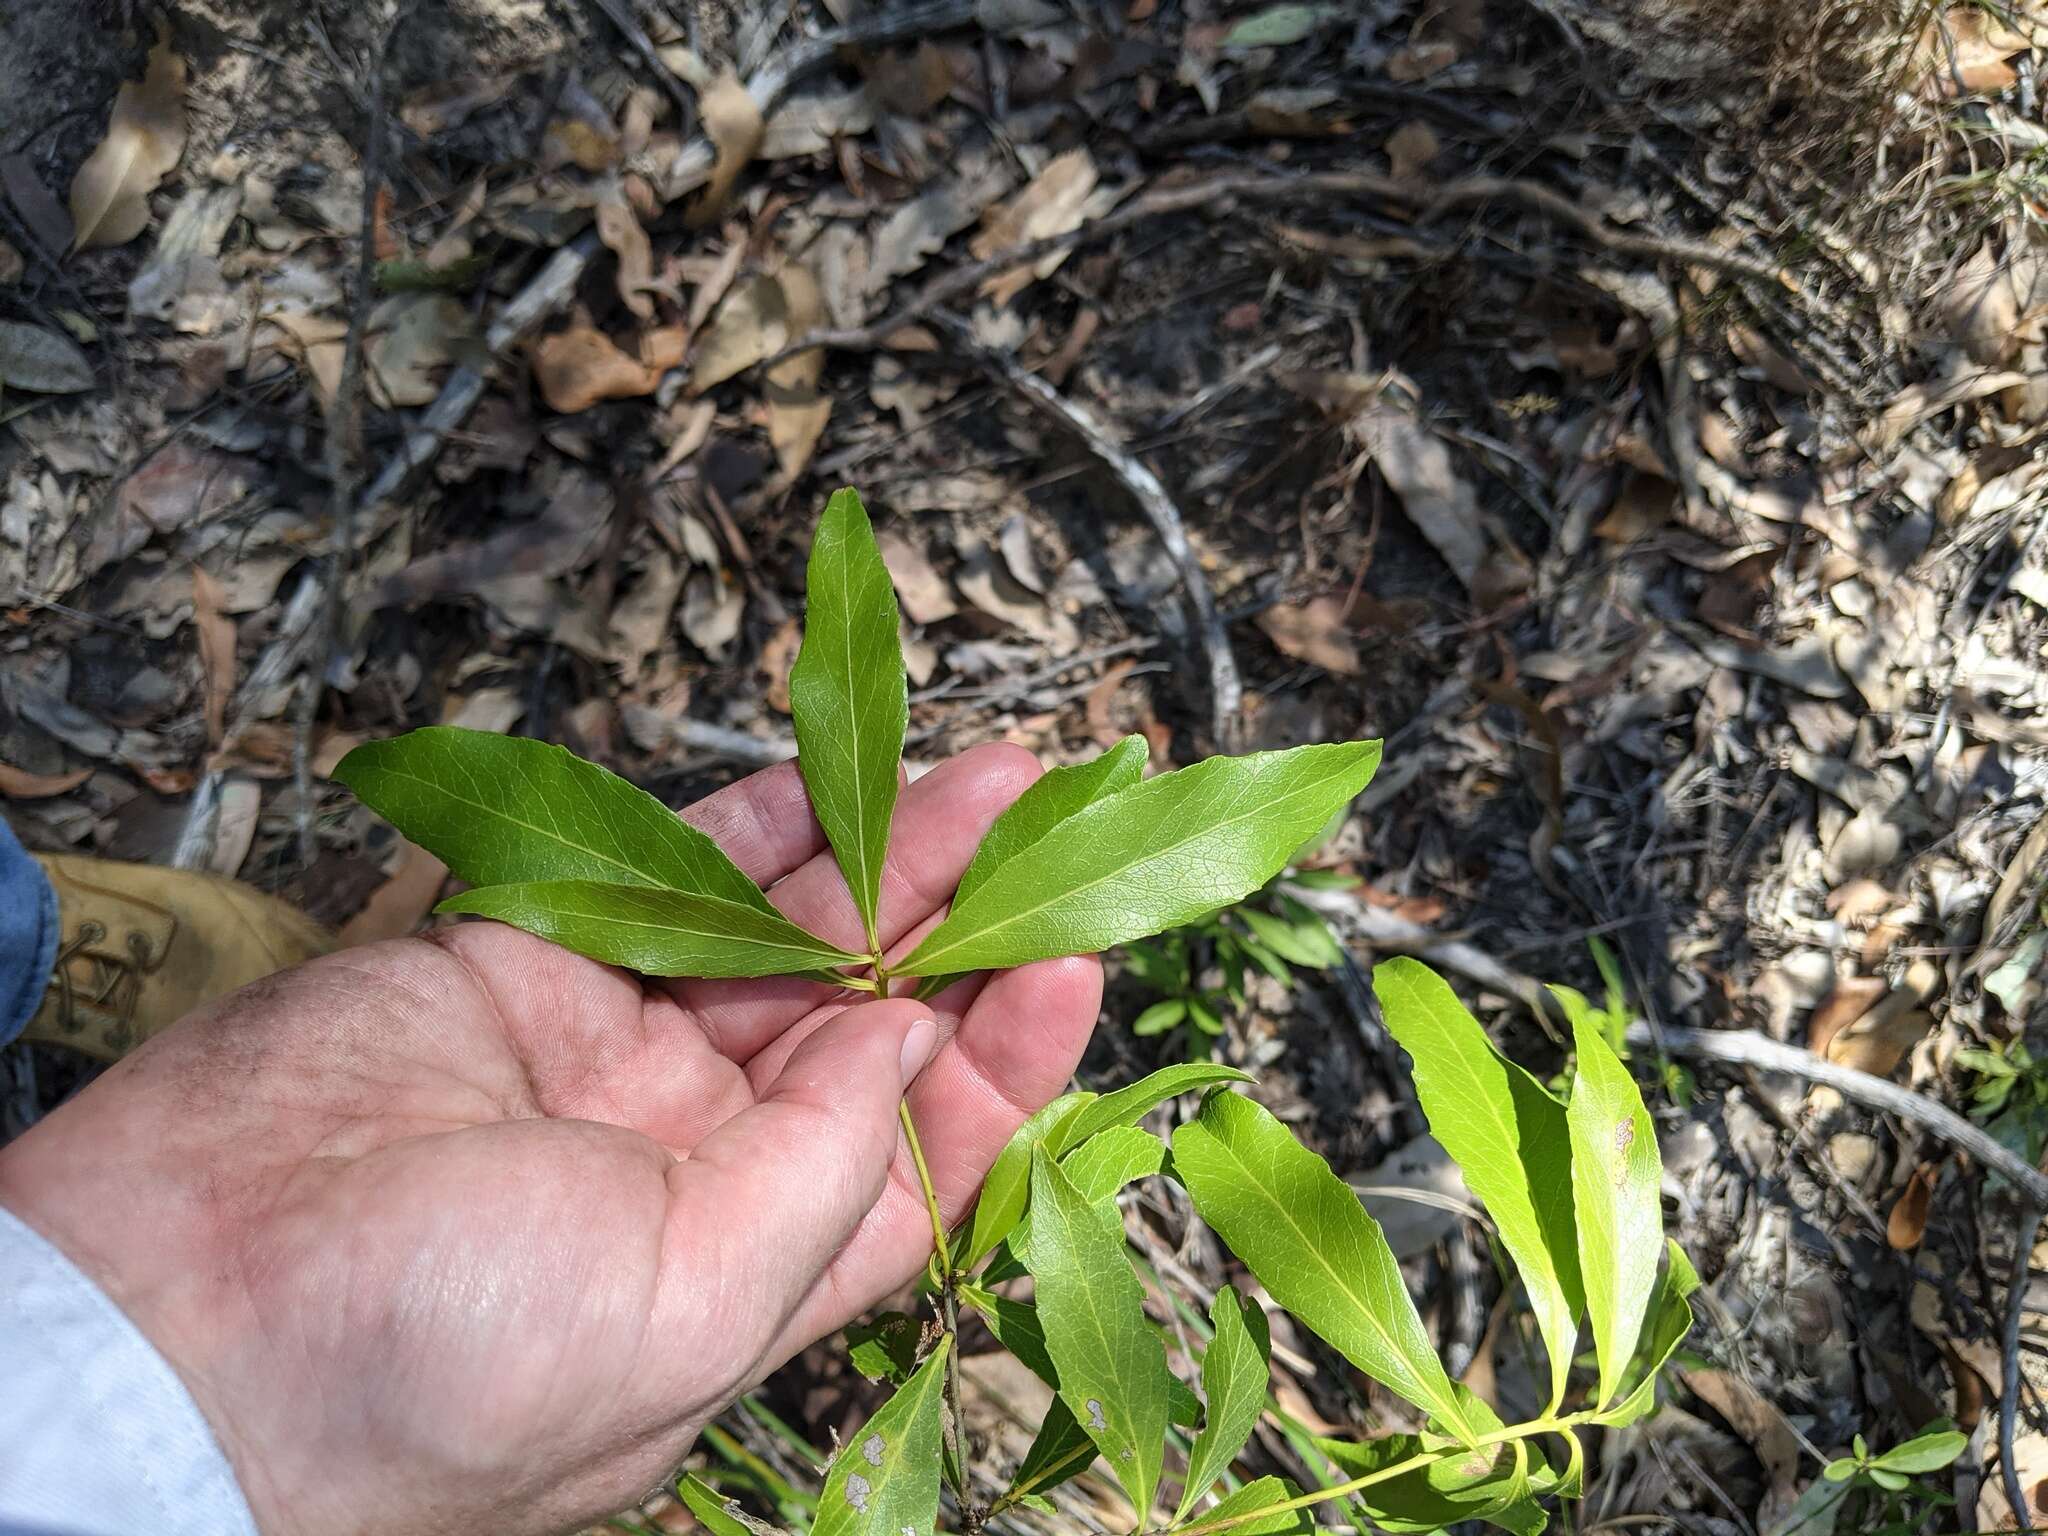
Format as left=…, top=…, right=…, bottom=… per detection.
left=765, top=264, right=830, bottom=480
left=690, top=274, right=788, bottom=393
left=1085, top=659, right=1139, bottom=749
left=366, top=293, right=469, bottom=409
left=264, top=310, right=348, bottom=408
left=545, top=117, right=620, bottom=172
left=1384, top=120, right=1441, bottom=181
left=690, top=70, right=764, bottom=227
left=878, top=532, right=958, bottom=624
left=1826, top=878, right=1897, bottom=926
left=1257, top=596, right=1361, bottom=674
left=1829, top=1006, right=1935, bottom=1077
left=760, top=617, right=801, bottom=713
left=1681, top=1368, right=1800, bottom=1526
left=1917, top=5, right=2038, bottom=96
left=970, top=149, right=1099, bottom=305
left=1887, top=1163, right=1937, bottom=1250
left=596, top=185, right=659, bottom=321
left=534, top=324, right=669, bottom=413
left=0, top=762, right=92, bottom=799
left=191, top=564, right=234, bottom=747
left=1806, top=974, right=1887, bottom=1057
left=70, top=32, right=187, bottom=250
left=1593, top=472, right=1674, bottom=544
left=339, top=841, right=450, bottom=946
left=1359, top=403, right=1490, bottom=592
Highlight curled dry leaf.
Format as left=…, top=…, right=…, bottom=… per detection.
left=534, top=323, right=679, bottom=413
left=70, top=33, right=188, bottom=250
left=596, top=185, right=659, bottom=321
left=366, top=293, right=470, bottom=409
left=689, top=69, right=764, bottom=228
left=690, top=273, right=788, bottom=393
left=765, top=263, right=831, bottom=480
left=970, top=149, right=1099, bottom=305
left=1257, top=595, right=1361, bottom=674
left=1805, top=974, right=1887, bottom=1057
left=192, top=564, right=235, bottom=747
left=1384, top=120, right=1441, bottom=181
left=878, top=531, right=958, bottom=624
left=1886, top=1163, right=1936, bottom=1251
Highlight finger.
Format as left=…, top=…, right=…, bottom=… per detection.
left=671, top=743, right=1042, bottom=1061
left=678, top=760, right=827, bottom=887
left=651, top=998, right=941, bottom=1379
left=768, top=954, right=1100, bottom=1352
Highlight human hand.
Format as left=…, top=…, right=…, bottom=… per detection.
left=0, top=743, right=1100, bottom=1536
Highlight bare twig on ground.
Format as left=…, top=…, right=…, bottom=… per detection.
left=935, top=316, right=1243, bottom=752
left=622, top=709, right=796, bottom=768
left=357, top=0, right=984, bottom=513
left=1631, top=1023, right=2048, bottom=1208
left=2004, top=1202, right=2042, bottom=1535
left=1286, top=883, right=1560, bottom=1026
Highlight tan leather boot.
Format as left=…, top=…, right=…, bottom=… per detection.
left=22, top=855, right=334, bottom=1062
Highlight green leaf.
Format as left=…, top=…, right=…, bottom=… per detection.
left=334, top=728, right=778, bottom=911
left=1567, top=1013, right=1664, bottom=1410
left=1867, top=1468, right=1908, bottom=1492
left=1222, top=4, right=1328, bottom=48
left=957, top=734, right=1149, bottom=907
left=812, top=1335, right=949, bottom=1536
left=1185, top=1476, right=1314, bottom=1536
left=896, top=742, right=1381, bottom=977
left=989, top=1126, right=1168, bottom=1280
left=1061, top=1064, right=1252, bottom=1148
left=1188, top=997, right=1226, bottom=1036
left=953, top=1092, right=1095, bottom=1272
left=1314, top=1433, right=1544, bottom=1536
left=959, top=1283, right=1200, bottom=1429
left=1134, top=998, right=1189, bottom=1036
left=845, top=1313, right=923, bottom=1385
left=675, top=1474, right=764, bottom=1536
left=1175, top=1286, right=1272, bottom=1521
left=789, top=487, right=907, bottom=954
left=1006, top=1397, right=1099, bottom=1505
left=1597, top=1241, right=1698, bottom=1428
left=435, top=881, right=864, bottom=977
left=1869, top=1428, right=1968, bottom=1475
left=1238, top=907, right=1331, bottom=970
left=1018, top=1145, right=1172, bottom=1522
left=1172, top=1089, right=1473, bottom=1442
left=1373, top=958, right=1583, bottom=1410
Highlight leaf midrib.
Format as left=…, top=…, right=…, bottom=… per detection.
left=910, top=753, right=1363, bottom=971
left=1191, top=1113, right=1468, bottom=1438
left=371, top=760, right=696, bottom=890
left=471, top=887, right=856, bottom=961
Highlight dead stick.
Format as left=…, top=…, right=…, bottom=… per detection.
left=1627, top=1022, right=2048, bottom=1208
left=937, top=316, right=1243, bottom=751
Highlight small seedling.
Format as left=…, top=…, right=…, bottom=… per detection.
left=335, top=487, right=1694, bottom=1536
left=1955, top=1035, right=2048, bottom=1166
left=1765, top=1426, right=1965, bottom=1536
left=1123, top=879, right=1347, bottom=1061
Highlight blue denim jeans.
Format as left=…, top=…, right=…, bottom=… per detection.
left=0, top=818, right=57, bottom=1048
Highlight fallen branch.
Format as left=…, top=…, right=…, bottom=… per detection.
left=936, top=316, right=1243, bottom=752
left=1629, top=1022, right=2048, bottom=1208
left=2003, top=1201, right=2043, bottom=1535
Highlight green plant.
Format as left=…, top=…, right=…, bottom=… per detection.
left=334, top=487, right=1694, bottom=1536
left=1955, top=1034, right=2048, bottom=1165
left=1769, top=1426, right=1965, bottom=1536
left=1122, top=877, right=1350, bottom=1061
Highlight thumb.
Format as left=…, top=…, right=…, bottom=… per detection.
left=654, top=998, right=938, bottom=1351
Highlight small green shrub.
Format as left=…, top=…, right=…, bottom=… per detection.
left=336, top=488, right=1693, bottom=1535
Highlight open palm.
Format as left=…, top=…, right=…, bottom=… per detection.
left=0, top=743, right=1100, bottom=1536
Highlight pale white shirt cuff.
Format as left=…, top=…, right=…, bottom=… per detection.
left=0, top=1203, right=259, bottom=1536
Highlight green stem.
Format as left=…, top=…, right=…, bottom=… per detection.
left=1165, top=1415, right=1586, bottom=1536
left=899, top=1101, right=951, bottom=1266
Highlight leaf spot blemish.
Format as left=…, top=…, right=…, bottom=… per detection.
left=862, top=1433, right=886, bottom=1467
left=1613, top=1118, right=1635, bottom=1156
left=846, top=1474, right=872, bottom=1512
left=1086, top=1399, right=1107, bottom=1430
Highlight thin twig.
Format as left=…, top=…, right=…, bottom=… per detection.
left=2005, top=1202, right=2043, bottom=1535
left=1629, top=1023, right=2048, bottom=1208
left=935, top=316, right=1243, bottom=752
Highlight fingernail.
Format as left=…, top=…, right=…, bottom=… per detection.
left=899, top=1015, right=938, bottom=1090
